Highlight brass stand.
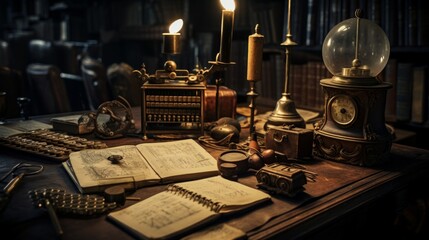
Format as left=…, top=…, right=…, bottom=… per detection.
left=247, top=80, right=258, bottom=139
left=265, top=0, right=304, bottom=130
left=215, top=77, right=223, bottom=120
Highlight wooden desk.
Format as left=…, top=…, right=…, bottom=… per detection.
left=1, top=109, right=429, bottom=240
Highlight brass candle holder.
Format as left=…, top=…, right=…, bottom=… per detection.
left=247, top=24, right=264, bottom=139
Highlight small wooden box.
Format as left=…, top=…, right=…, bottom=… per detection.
left=265, top=125, right=314, bottom=160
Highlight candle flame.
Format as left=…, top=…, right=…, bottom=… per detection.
left=169, top=19, right=183, bottom=33
left=221, top=0, right=235, bottom=11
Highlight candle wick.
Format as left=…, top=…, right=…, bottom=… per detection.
left=255, top=24, right=259, bottom=34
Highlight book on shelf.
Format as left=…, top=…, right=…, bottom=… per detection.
left=305, top=0, right=316, bottom=46
left=384, top=59, right=398, bottom=122
left=306, top=61, right=318, bottom=109
left=417, top=0, right=429, bottom=46
left=396, top=62, right=413, bottom=122
left=289, top=64, right=299, bottom=107
left=404, top=0, right=418, bottom=46
left=63, top=139, right=219, bottom=193
left=107, top=175, right=271, bottom=240
left=411, top=66, right=428, bottom=124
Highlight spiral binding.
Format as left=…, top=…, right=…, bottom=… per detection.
left=166, top=184, right=225, bottom=213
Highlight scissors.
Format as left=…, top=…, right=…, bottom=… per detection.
left=0, top=162, right=44, bottom=212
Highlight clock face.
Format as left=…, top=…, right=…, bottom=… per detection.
left=329, top=95, right=357, bottom=126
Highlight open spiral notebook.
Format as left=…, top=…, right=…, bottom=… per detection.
left=107, top=175, right=272, bottom=240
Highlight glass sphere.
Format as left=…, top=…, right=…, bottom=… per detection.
left=322, top=18, right=390, bottom=77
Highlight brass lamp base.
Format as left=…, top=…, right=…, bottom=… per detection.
left=265, top=93, right=305, bottom=130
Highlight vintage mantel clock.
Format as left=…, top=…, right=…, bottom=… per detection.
left=313, top=11, right=393, bottom=166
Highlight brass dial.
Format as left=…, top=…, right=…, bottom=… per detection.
left=329, top=95, right=357, bottom=126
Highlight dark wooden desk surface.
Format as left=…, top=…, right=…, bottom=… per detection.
left=1, top=108, right=429, bottom=240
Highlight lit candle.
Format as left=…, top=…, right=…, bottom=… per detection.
left=219, top=0, right=235, bottom=63
left=162, top=19, right=183, bottom=54
left=247, top=24, right=264, bottom=81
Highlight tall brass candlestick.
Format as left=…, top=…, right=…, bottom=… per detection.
left=247, top=24, right=264, bottom=138
left=265, top=0, right=305, bottom=130
left=219, top=0, right=235, bottom=63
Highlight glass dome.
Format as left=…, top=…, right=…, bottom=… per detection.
left=322, top=17, right=390, bottom=78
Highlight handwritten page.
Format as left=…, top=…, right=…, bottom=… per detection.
left=108, top=191, right=218, bottom=240
left=136, top=139, right=218, bottom=180
left=69, top=145, right=161, bottom=189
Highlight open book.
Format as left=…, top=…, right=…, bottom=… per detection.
left=107, top=176, right=272, bottom=240
left=63, top=139, right=219, bottom=193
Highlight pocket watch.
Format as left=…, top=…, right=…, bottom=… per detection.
left=329, top=95, right=357, bottom=126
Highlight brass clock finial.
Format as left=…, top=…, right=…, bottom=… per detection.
left=353, top=9, right=361, bottom=69
left=339, top=8, right=372, bottom=81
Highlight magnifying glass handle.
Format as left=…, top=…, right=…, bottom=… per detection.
left=3, top=173, right=24, bottom=196
left=44, top=198, right=63, bottom=236
left=0, top=173, right=24, bottom=213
